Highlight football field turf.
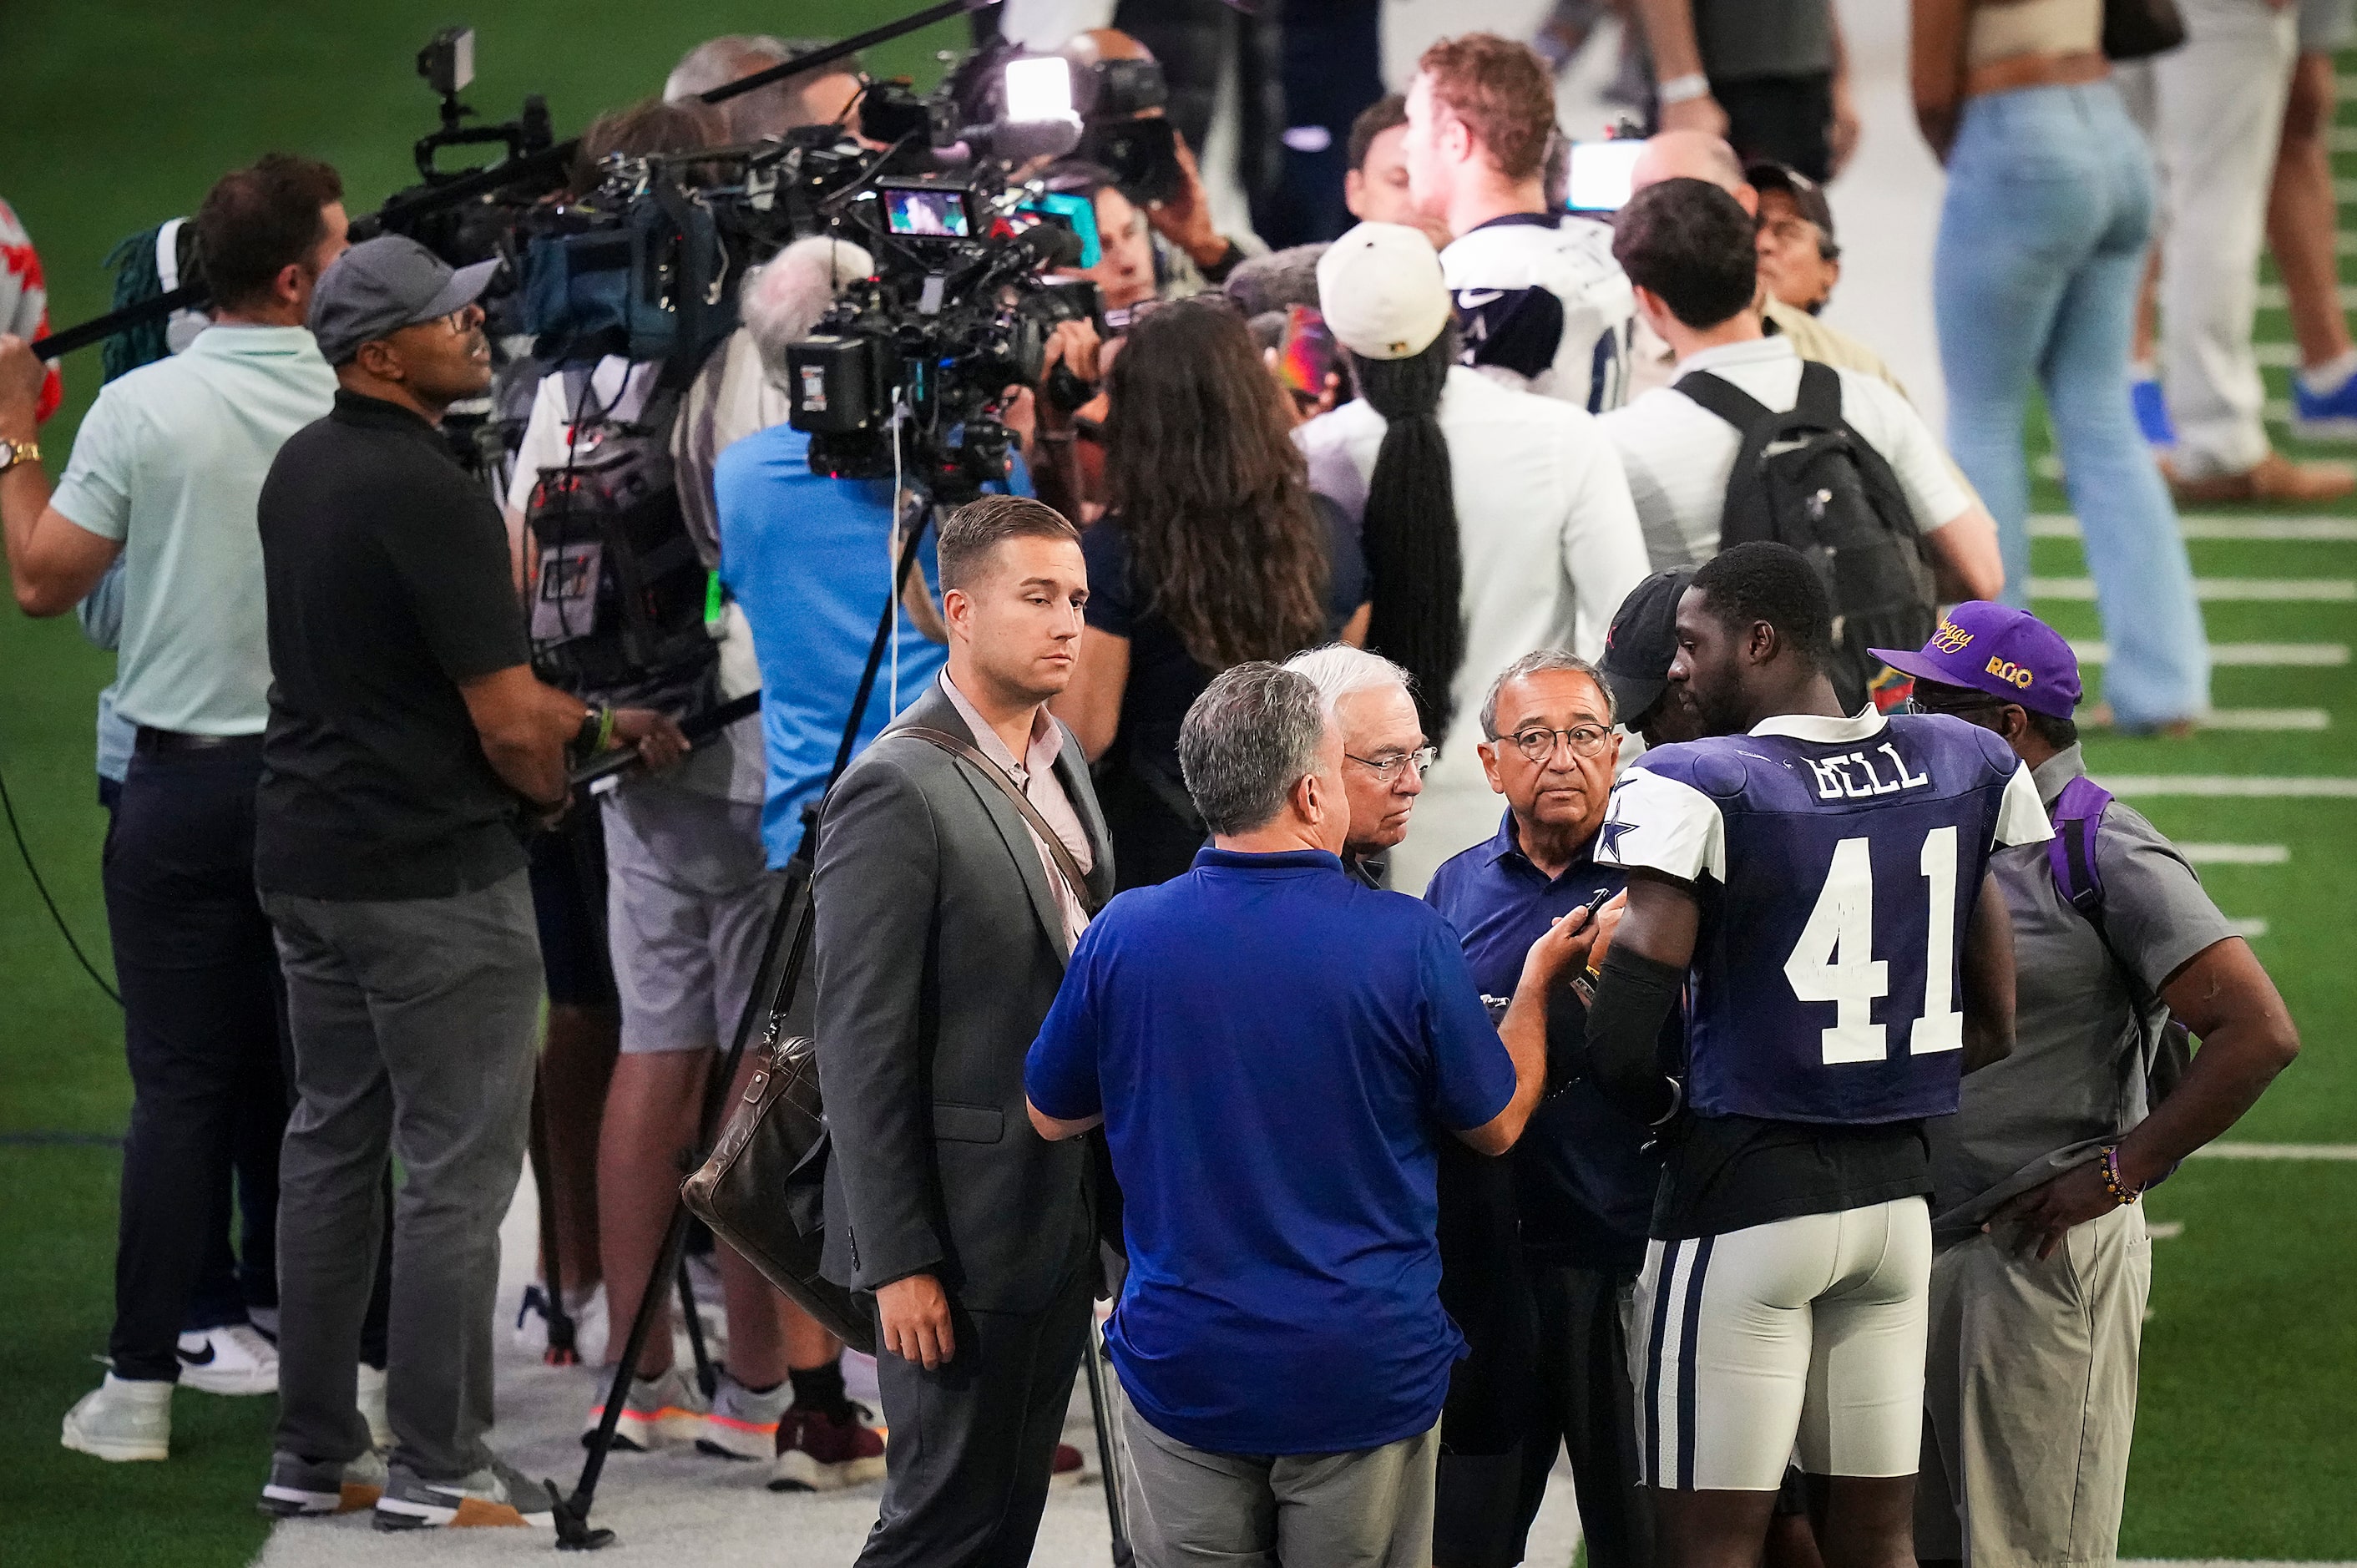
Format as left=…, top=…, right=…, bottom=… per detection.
left=2, top=5, right=2351, bottom=1563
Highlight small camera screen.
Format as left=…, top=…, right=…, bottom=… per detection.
left=883, top=187, right=972, bottom=239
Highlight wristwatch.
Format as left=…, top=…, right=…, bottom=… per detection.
left=0, top=436, right=40, bottom=474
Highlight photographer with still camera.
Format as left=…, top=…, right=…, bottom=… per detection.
left=5, top=154, right=347, bottom=1464
left=251, top=235, right=684, bottom=1528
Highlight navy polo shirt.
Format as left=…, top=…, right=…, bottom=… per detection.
left=1425, top=810, right=1663, bottom=1271
left=1027, top=846, right=1516, bottom=1455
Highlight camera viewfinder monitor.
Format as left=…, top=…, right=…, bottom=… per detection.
left=1019, top=192, right=1102, bottom=269
left=1565, top=139, right=1645, bottom=215
left=881, top=185, right=975, bottom=240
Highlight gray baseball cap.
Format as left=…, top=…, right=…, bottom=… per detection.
left=307, top=235, right=497, bottom=366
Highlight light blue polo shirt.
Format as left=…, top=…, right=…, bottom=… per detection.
left=50, top=325, right=336, bottom=736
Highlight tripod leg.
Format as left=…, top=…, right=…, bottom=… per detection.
left=676, top=1252, right=717, bottom=1399
left=1081, top=1313, right=1133, bottom=1566
left=554, top=1198, right=694, bottom=1550
left=529, top=1085, right=579, bottom=1365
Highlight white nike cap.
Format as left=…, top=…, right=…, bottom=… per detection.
left=1315, top=222, right=1452, bottom=362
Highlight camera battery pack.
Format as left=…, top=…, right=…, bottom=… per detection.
left=786, top=335, right=894, bottom=434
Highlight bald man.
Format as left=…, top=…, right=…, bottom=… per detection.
left=1624, top=129, right=1901, bottom=397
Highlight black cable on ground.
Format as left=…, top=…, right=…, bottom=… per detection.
left=0, top=759, right=121, bottom=1008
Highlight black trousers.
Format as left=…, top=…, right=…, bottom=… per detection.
left=858, top=1262, right=1095, bottom=1568
left=1713, top=72, right=1835, bottom=184
left=1515, top=1262, right=1652, bottom=1568
left=102, top=738, right=290, bottom=1381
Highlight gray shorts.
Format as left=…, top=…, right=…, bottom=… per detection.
left=2301, top=0, right=2355, bottom=52
left=600, top=776, right=782, bottom=1055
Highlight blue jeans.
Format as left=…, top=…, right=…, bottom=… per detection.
left=1934, top=82, right=2210, bottom=727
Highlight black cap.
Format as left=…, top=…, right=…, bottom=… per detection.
left=1745, top=160, right=1838, bottom=255
left=1601, top=569, right=1696, bottom=725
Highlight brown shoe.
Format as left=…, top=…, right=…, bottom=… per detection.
left=767, top=1404, right=888, bottom=1492
left=2165, top=450, right=2356, bottom=504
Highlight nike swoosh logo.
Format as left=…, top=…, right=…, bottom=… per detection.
left=1456, top=289, right=1505, bottom=308
left=1762, top=438, right=1813, bottom=459
left=178, top=1342, right=217, bottom=1367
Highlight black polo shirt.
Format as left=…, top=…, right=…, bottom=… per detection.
left=254, top=389, right=533, bottom=901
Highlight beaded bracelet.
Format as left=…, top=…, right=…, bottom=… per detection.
left=2098, top=1144, right=2141, bottom=1206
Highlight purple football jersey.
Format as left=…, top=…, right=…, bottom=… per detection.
left=1597, top=711, right=2050, bottom=1125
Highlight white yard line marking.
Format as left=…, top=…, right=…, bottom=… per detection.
left=2333, top=126, right=2357, bottom=152
left=2257, top=282, right=2288, bottom=310
left=2185, top=1145, right=2357, bottom=1161
left=2257, top=343, right=2301, bottom=368
left=2106, top=776, right=2357, bottom=797
left=2227, top=918, right=2272, bottom=938
left=2177, top=843, right=2290, bottom=865
left=2189, top=711, right=2331, bottom=731
left=2030, top=577, right=2355, bottom=601
left=2031, top=513, right=2357, bottom=541
left=2068, top=642, right=2348, bottom=667
left=2147, top=1221, right=2185, bottom=1239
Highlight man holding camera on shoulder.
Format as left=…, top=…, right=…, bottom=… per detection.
left=810, top=493, right=1112, bottom=1568
left=250, top=235, right=683, bottom=1529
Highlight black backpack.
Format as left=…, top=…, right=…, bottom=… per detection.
left=523, top=372, right=716, bottom=712
left=1677, top=360, right=1938, bottom=711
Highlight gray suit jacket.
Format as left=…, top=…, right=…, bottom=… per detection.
left=812, top=680, right=1115, bottom=1315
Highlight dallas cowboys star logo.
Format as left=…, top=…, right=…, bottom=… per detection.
left=1595, top=792, right=1636, bottom=861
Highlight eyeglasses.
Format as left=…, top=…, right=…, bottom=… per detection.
left=1909, top=682, right=2011, bottom=718
left=1346, top=746, right=1438, bottom=782
left=1502, top=724, right=1613, bottom=763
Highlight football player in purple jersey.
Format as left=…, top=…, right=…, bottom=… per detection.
left=1581, top=542, right=2050, bottom=1568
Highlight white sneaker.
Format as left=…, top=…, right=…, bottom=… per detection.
left=177, top=1323, right=279, bottom=1396
left=581, top=1363, right=708, bottom=1452
left=62, top=1373, right=171, bottom=1462
left=357, top=1363, right=392, bottom=1451
left=695, top=1371, right=793, bottom=1462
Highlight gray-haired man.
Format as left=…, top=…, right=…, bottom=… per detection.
left=1027, top=662, right=1596, bottom=1568
left=1284, top=645, right=1432, bottom=888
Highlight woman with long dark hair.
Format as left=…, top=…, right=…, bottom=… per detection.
left=1054, top=296, right=1370, bottom=888
left=1298, top=224, right=1650, bottom=893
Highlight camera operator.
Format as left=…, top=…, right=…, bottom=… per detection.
left=1874, top=608, right=2299, bottom=1568
left=1402, top=33, right=1637, bottom=413
left=663, top=35, right=865, bottom=140
left=814, top=495, right=1111, bottom=1568
left=498, top=93, right=725, bottom=1363
left=1024, top=660, right=1587, bottom=1567
left=250, top=236, right=685, bottom=1526
left=3, top=155, right=346, bottom=1462
left=1058, top=28, right=1262, bottom=291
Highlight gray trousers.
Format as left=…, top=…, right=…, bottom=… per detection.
left=1116, top=1380, right=1441, bottom=1568
left=263, top=871, right=541, bottom=1480
left=1916, top=1203, right=2152, bottom=1568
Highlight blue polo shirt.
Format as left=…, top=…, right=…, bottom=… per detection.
left=1425, top=810, right=1663, bottom=1271
left=1027, top=847, right=1517, bottom=1455
left=716, top=425, right=1031, bottom=866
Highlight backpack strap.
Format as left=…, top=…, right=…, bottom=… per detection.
left=1793, top=358, right=1844, bottom=425
left=2046, top=772, right=2113, bottom=919
left=1672, top=368, right=1776, bottom=433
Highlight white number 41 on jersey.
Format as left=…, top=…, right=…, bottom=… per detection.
left=1783, top=827, right=1964, bottom=1065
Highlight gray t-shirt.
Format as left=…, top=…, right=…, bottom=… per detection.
left=1928, top=745, right=2236, bottom=1237
left=1694, top=0, right=1834, bottom=81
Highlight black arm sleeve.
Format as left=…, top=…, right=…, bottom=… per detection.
left=1586, top=948, right=1685, bottom=1125
left=1544, top=974, right=1591, bottom=1095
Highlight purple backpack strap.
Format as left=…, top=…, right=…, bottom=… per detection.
left=2046, top=773, right=2115, bottom=916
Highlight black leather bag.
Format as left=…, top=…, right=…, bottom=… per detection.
left=2103, top=0, right=2186, bottom=60
left=680, top=1023, right=876, bottom=1355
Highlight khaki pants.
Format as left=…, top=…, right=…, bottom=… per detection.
left=1917, top=1203, right=2152, bottom=1568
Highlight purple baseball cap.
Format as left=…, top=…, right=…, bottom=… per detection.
left=1870, top=602, right=2082, bottom=718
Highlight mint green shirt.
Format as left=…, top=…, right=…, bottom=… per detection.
left=50, top=326, right=336, bottom=735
